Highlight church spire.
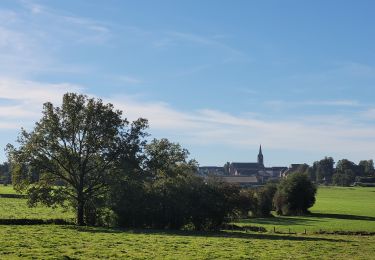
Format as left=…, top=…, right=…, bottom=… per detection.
left=258, top=144, right=264, bottom=166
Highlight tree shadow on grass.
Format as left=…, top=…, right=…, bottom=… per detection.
left=309, top=213, right=375, bottom=221
left=61, top=226, right=350, bottom=243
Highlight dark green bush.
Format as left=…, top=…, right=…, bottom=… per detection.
left=274, top=173, right=316, bottom=215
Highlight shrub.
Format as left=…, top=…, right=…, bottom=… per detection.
left=274, top=172, right=316, bottom=215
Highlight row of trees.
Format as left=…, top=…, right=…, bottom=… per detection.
left=6, top=93, right=317, bottom=228
left=283, top=157, right=375, bottom=186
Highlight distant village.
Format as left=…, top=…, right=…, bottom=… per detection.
left=198, top=145, right=301, bottom=186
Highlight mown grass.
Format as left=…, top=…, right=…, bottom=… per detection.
left=0, top=225, right=374, bottom=259
left=237, top=186, right=375, bottom=233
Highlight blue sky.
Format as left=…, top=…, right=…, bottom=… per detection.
left=0, top=0, right=375, bottom=166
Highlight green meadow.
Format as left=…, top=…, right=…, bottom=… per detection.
left=0, top=185, right=17, bottom=194
left=0, top=225, right=374, bottom=260
left=0, top=185, right=375, bottom=259
left=237, top=186, right=375, bottom=233
left=0, top=185, right=74, bottom=221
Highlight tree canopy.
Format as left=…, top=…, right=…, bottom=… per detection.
left=7, top=93, right=148, bottom=225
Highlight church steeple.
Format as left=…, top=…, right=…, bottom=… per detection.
left=257, top=145, right=264, bottom=166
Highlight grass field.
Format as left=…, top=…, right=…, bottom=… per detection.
left=0, top=225, right=374, bottom=259
left=0, top=185, right=374, bottom=259
left=0, top=185, right=74, bottom=221
left=237, top=186, right=375, bottom=233
left=0, top=185, right=17, bottom=194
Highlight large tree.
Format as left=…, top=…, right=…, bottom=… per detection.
left=358, top=160, right=374, bottom=176
left=7, top=93, right=148, bottom=225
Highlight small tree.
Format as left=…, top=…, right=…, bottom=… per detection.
left=274, top=173, right=316, bottom=215
left=7, top=93, right=148, bottom=225
left=252, top=182, right=277, bottom=217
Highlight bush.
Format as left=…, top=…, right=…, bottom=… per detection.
left=112, top=174, right=250, bottom=231
left=256, top=183, right=277, bottom=217
left=274, top=173, right=316, bottom=215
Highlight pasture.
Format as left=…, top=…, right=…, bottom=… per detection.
left=0, top=185, right=374, bottom=259
left=0, top=185, right=74, bottom=221
left=0, top=225, right=374, bottom=259
left=237, top=186, right=375, bottom=233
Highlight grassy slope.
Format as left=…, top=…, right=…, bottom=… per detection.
left=0, top=225, right=374, bottom=259
left=237, top=186, right=375, bottom=232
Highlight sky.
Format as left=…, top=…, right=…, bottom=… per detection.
left=0, top=0, right=375, bottom=167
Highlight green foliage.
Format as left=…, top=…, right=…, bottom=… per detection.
left=358, top=160, right=374, bottom=176
left=250, top=183, right=277, bottom=217
left=313, top=157, right=334, bottom=183
left=112, top=138, right=251, bottom=230
left=274, top=173, right=317, bottom=215
left=6, top=93, right=148, bottom=225
left=332, top=159, right=358, bottom=186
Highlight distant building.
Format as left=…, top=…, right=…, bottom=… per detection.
left=198, top=145, right=288, bottom=186
left=220, top=176, right=260, bottom=187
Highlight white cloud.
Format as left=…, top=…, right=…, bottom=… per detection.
left=0, top=79, right=374, bottom=161
left=0, top=78, right=83, bottom=126
left=108, top=95, right=375, bottom=159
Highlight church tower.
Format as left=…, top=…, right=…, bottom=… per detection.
left=257, top=145, right=264, bottom=167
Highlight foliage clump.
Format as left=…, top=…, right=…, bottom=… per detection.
left=112, top=138, right=250, bottom=230
left=274, top=173, right=317, bottom=215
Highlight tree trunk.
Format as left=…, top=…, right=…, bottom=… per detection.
left=77, top=195, right=85, bottom=226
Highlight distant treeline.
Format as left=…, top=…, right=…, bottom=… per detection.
left=282, top=157, right=375, bottom=186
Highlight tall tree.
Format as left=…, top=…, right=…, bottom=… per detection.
left=7, top=93, right=148, bottom=225
left=313, top=157, right=334, bottom=183
left=333, top=159, right=358, bottom=186
left=358, top=160, right=374, bottom=176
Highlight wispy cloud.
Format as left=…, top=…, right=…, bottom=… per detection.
left=1, top=79, right=374, bottom=162
left=0, top=78, right=83, bottom=126
left=108, top=95, right=375, bottom=159
left=151, top=30, right=247, bottom=64
left=116, top=75, right=143, bottom=84
left=265, top=99, right=361, bottom=109
left=167, top=32, right=242, bottom=55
